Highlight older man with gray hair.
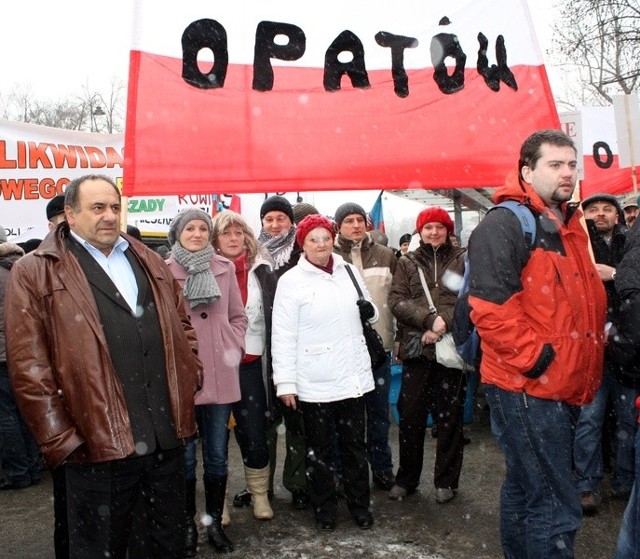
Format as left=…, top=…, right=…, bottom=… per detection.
left=5, top=175, right=202, bottom=558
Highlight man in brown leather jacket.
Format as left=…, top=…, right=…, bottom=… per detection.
left=5, top=174, right=202, bottom=559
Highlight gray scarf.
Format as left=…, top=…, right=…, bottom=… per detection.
left=172, top=244, right=221, bottom=308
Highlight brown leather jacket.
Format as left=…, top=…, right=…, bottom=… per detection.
left=5, top=225, right=202, bottom=468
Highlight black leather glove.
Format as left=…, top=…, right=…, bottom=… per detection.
left=357, top=299, right=375, bottom=321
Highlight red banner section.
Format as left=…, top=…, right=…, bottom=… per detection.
left=124, top=0, right=559, bottom=197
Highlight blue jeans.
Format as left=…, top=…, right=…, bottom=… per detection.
left=233, top=359, right=269, bottom=469
left=365, top=353, right=393, bottom=475
left=0, top=361, right=41, bottom=486
left=616, top=427, right=640, bottom=559
left=184, top=403, right=232, bottom=479
left=484, top=384, right=581, bottom=559
left=574, top=369, right=638, bottom=494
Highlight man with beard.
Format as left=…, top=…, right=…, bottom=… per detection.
left=622, top=194, right=638, bottom=229
left=467, top=129, right=607, bottom=557
left=574, top=193, right=636, bottom=515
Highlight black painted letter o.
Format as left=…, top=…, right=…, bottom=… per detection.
left=593, top=141, right=613, bottom=169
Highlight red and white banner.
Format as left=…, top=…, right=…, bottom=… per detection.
left=562, top=107, right=639, bottom=198
left=0, top=120, right=240, bottom=238
left=124, top=0, right=559, bottom=197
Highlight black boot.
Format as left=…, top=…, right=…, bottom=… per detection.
left=184, top=479, right=198, bottom=558
left=204, top=475, right=234, bottom=553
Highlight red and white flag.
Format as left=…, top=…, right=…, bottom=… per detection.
left=124, top=0, right=559, bottom=197
left=579, top=106, right=638, bottom=198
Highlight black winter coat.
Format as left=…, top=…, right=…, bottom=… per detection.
left=608, top=218, right=640, bottom=383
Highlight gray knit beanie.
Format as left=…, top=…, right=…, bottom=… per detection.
left=334, top=202, right=367, bottom=227
left=168, top=209, right=214, bottom=246
left=292, top=202, right=319, bottom=224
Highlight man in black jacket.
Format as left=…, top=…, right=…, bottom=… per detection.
left=574, top=193, right=636, bottom=515
left=609, top=215, right=640, bottom=555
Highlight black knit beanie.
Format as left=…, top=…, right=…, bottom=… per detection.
left=260, top=196, right=294, bottom=223
left=399, top=233, right=412, bottom=245
left=334, top=202, right=367, bottom=227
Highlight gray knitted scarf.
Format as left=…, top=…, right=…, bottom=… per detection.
left=172, top=244, right=221, bottom=308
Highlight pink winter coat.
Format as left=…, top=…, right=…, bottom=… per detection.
left=167, top=253, right=247, bottom=405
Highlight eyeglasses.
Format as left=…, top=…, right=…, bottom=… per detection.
left=307, top=235, right=332, bottom=245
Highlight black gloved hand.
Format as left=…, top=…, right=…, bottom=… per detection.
left=357, top=299, right=375, bottom=321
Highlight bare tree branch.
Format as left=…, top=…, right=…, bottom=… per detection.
left=552, top=0, right=640, bottom=107
left=0, top=79, right=126, bottom=132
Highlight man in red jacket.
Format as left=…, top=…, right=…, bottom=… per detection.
left=468, top=129, right=607, bottom=558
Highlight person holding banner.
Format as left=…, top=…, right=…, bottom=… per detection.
left=573, top=194, right=634, bottom=515
left=4, top=175, right=203, bottom=559
left=237, top=195, right=310, bottom=510
left=271, top=214, right=377, bottom=531
left=211, top=210, right=277, bottom=522
left=166, top=209, right=247, bottom=555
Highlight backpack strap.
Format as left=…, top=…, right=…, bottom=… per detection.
left=490, top=200, right=537, bottom=250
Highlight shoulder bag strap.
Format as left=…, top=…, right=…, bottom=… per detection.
left=417, top=267, right=438, bottom=315
left=344, top=264, right=365, bottom=301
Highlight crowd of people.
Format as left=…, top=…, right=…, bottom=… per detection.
left=1, top=128, right=639, bottom=559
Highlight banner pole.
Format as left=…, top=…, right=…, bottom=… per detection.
left=121, top=196, right=129, bottom=232
left=624, top=95, right=638, bottom=193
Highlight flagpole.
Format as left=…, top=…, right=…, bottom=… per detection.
left=121, top=196, right=129, bottom=232
left=623, top=95, right=638, bottom=193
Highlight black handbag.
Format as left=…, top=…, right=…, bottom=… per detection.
left=344, top=265, right=387, bottom=370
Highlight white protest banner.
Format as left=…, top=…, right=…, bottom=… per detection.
left=123, top=0, right=559, bottom=197
left=0, top=120, right=242, bottom=238
left=0, top=120, right=124, bottom=236
left=573, top=107, right=639, bottom=198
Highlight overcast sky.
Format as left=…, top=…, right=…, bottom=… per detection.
left=1, top=0, right=557, bottom=100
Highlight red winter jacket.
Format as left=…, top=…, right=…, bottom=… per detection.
left=468, top=173, right=607, bottom=405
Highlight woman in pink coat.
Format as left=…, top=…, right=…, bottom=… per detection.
left=166, top=209, right=247, bottom=555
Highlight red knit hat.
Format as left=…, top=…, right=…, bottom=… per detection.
left=416, top=207, right=454, bottom=235
left=296, top=214, right=335, bottom=247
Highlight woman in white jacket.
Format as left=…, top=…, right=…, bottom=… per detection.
left=272, top=214, right=378, bottom=532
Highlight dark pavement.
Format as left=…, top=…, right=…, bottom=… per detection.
left=0, top=405, right=627, bottom=558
